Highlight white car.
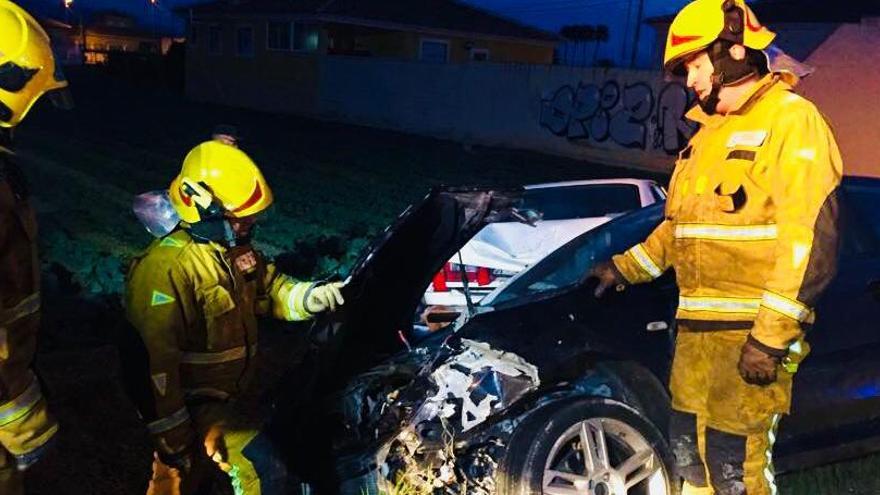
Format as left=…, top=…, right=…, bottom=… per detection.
left=423, top=178, right=666, bottom=307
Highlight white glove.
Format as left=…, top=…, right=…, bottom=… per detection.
left=305, top=282, right=345, bottom=314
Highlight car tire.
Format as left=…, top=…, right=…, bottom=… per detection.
left=499, top=398, right=679, bottom=495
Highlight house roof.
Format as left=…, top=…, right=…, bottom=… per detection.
left=179, top=0, right=558, bottom=43
left=646, top=0, right=880, bottom=24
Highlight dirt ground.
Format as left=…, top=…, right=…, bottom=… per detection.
left=14, top=68, right=880, bottom=494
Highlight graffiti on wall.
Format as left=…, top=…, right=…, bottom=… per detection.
left=540, top=79, right=698, bottom=155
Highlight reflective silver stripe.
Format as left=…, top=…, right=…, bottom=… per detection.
left=286, top=281, right=312, bottom=321
left=761, top=292, right=812, bottom=322
left=764, top=413, right=781, bottom=495
left=628, top=244, right=662, bottom=278
left=180, top=344, right=257, bottom=365
left=0, top=374, right=42, bottom=427
left=678, top=296, right=761, bottom=314
left=184, top=388, right=231, bottom=401
left=0, top=292, right=40, bottom=327
left=147, top=407, right=190, bottom=434
left=675, top=223, right=778, bottom=241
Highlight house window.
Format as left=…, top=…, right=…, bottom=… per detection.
left=469, top=48, right=490, bottom=61
left=208, top=25, right=222, bottom=55
left=267, top=21, right=292, bottom=50
left=267, top=21, right=319, bottom=52
left=293, top=22, right=319, bottom=51
left=236, top=26, right=254, bottom=57
left=420, top=39, right=449, bottom=63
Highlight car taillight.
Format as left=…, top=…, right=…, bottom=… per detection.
left=433, top=262, right=497, bottom=288
left=476, top=267, right=492, bottom=286
left=432, top=268, right=448, bottom=292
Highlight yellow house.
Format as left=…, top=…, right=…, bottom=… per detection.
left=82, top=12, right=172, bottom=64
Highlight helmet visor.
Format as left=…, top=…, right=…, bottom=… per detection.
left=47, top=86, right=74, bottom=110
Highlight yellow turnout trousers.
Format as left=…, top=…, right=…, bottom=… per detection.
left=668, top=326, right=805, bottom=495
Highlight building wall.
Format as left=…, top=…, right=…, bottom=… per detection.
left=186, top=20, right=321, bottom=115
left=191, top=16, right=553, bottom=64
left=348, top=30, right=553, bottom=63
left=798, top=19, right=880, bottom=177
left=84, top=33, right=158, bottom=53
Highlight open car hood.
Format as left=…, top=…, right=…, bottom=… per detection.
left=315, top=186, right=524, bottom=385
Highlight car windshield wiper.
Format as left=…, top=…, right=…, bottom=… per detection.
left=509, top=207, right=542, bottom=227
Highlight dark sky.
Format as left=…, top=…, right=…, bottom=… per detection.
left=21, top=0, right=688, bottom=66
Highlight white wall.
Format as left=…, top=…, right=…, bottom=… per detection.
left=315, top=57, right=695, bottom=173
left=799, top=19, right=880, bottom=177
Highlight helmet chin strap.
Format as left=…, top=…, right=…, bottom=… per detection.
left=699, top=76, right=723, bottom=115
left=700, top=40, right=758, bottom=115
left=0, top=127, right=13, bottom=148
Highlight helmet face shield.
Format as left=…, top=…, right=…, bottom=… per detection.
left=47, top=86, right=75, bottom=111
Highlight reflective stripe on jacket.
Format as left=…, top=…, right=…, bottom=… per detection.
left=613, top=74, right=842, bottom=351
left=0, top=150, right=59, bottom=463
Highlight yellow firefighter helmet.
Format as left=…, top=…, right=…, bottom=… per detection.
left=0, top=0, right=70, bottom=128
left=663, top=0, right=775, bottom=75
left=169, top=141, right=274, bottom=224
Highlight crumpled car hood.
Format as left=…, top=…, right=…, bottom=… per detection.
left=411, top=338, right=540, bottom=433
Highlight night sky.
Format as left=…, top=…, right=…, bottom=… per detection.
left=20, top=0, right=692, bottom=66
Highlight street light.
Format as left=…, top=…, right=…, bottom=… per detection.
left=63, top=0, right=73, bottom=24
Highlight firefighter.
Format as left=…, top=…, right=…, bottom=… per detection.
left=124, top=140, right=345, bottom=495
left=0, top=1, right=73, bottom=493
left=591, top=1, right=842, bottom=493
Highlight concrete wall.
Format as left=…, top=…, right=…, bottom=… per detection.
left=186, top=50, right=695, bottom=173
left=186, top=17, right=880, bottom=177
left=316, top=59, right=694, bottom=172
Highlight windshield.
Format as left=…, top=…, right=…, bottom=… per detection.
left=521, top=184, right=642, bottom=220
left=485, top=203, right=665, bottom=306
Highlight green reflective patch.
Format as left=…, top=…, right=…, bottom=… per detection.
left=151, top=290, right=176, bottom=307
left=160, top=237, right=183, bottom=248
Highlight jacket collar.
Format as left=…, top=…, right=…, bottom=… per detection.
left=685, top=73, right=790, bottom=127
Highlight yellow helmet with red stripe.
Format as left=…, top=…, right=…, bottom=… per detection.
left=664, top=0, right=775, bottom=75
left=169, top=141, right=273, bottom=224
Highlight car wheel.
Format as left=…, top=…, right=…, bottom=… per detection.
left=500, top=398, right=678, bottom=495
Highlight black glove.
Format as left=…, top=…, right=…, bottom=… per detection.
left=589, top=261, right=626, bottom=298
left=157, top=445, right=196, bottom=475
left=737, top=337, right=785, bottom=386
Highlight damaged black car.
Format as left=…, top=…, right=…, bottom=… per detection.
left=270, top=178, right=880, bottom=495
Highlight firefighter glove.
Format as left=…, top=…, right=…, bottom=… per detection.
left=157, top=446, right=196, bottom=476
left=737, top=337, right=784, bottom=386
left=589, top=261, right=626, bottom=298
left=305, top=282, right=345, bottom=314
